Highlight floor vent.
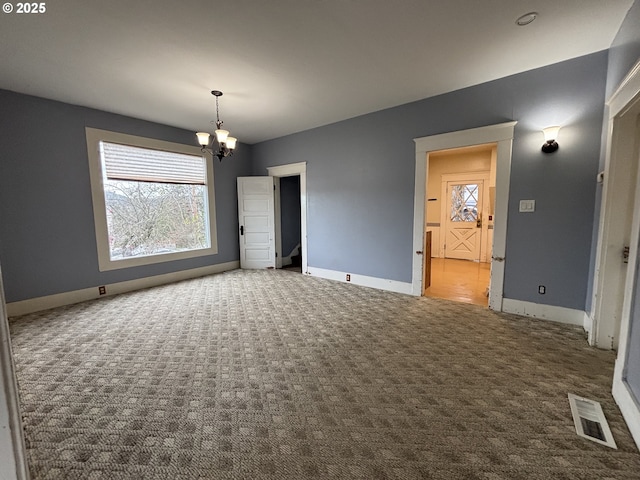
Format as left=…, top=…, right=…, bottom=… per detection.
left=568, top=393, right=617, bottom=449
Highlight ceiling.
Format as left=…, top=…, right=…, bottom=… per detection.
left=0, top=0, right=633, bottom=144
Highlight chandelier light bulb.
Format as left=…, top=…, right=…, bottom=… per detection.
left=196, top=132, right=210, bottom=146
left=215, top=129, right=229, bottom=144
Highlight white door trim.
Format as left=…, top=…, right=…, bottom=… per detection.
left=590, top=58, right=640, bottom=350
left=412, top=121, right=517, bottom=312
left=267, top=162, right=308, bottom=275
left=597, top=58, right=640, bottom=450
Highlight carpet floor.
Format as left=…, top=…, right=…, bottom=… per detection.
left=8, top=269, right=640, bottom=479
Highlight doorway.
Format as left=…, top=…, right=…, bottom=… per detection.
left=592, top=60, right=640, bottom=447
left=423, top=145, right=495, bottom=306
left=279, top=175, right=302, bottom=272
left=411, top=121, right=516, bottom=311
left=267, top=162, right=308, bottom=274
left=590, top=93, right=640, bottom=350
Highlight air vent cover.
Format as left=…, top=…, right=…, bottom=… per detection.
left=568, top=393, right=617, bottom=449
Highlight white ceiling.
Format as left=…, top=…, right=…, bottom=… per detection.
left=0, top=0, right=633, bottom=144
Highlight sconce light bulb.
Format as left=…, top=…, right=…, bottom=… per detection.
left=542, top=126, right=561, bottom=154
left=543, top=126, right=561, bottom=143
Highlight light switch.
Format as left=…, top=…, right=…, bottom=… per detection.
left=519, top=200, right=535, bottom=212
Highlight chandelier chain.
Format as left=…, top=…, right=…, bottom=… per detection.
left=215, top=95, right=223, bottom=129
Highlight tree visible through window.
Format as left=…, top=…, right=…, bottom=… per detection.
left=450, top=184, right=478, bottom=222
left=100, top=142, right=210, bottom=260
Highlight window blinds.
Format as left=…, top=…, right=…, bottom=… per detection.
left=100, top=142, right=206, bottom=185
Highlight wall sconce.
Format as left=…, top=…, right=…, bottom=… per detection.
left=541, top=126, right=561, bottom=153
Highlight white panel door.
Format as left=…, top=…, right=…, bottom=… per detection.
left=237, top=177, right=276, bottom=269
left=443, top=179, right=484, bottom=261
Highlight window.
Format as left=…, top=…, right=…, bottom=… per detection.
left=450, top=183, right=479, bottom=222
left=86, top=128, right=217, bottom=271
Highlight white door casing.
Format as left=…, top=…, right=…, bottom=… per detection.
left=237, top=177, right=276, bottom=269
left=598, top=59, right=640, bottom=450
left=267, top=162, right=308, bottom=275
left=412, top=121, right=516, bottom=311
left=590, top=60, right=640, bottom=350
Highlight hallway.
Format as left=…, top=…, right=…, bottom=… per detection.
left=425, top=258, right=491, bottom=306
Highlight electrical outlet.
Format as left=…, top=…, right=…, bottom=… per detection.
left=519, top=200, right=536, bottom=212
left=346, top=274, right=351, bottom=282
left=538, top=285, right=546, bottom=295
left=99, top=286, right=106, bottom=295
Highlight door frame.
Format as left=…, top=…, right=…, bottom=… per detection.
left=590, top=59, right=640, bottom=350
left=440, top=172, right=490, bottom=262
left=593, top=59, right=640, bottom=448
left=412, top=121, right=516, bottom=310
left=267, top=162, right=308, bottom=274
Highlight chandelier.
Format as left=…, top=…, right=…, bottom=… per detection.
left=196, top=90, right=237, bottom=161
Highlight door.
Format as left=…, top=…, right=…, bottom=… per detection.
left=443, top=179, right=484, bottom=261
left=237, top=177, right=276, bottom=269
left=614, top=112, right=640, bottom=447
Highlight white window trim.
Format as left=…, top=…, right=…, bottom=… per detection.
left=86, top=127, right=218, bottom=271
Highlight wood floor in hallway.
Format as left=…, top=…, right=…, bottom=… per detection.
left=425, top=257, right=491, bottom=306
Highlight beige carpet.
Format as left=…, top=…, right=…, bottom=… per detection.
left=8, top=269, right=640, bottom=479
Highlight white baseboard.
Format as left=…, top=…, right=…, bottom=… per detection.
left=612, top=372, right=640, bottom=452
left=502, top=298, right=585, bottom=327
left=583, top=310, right=593, bottom=333
left=306, top=266, right=413, bottom=295
left=7, top=261, right=239, bottom=317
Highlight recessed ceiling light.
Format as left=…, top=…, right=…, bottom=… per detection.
left=516, top=12, right=538, bottom=26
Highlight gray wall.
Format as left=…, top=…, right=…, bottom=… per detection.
left=0, top=90, right=252, bottom=303
left=0, top=50, right=617, bottom=312
left=607, top=0, right=640, bottom=413
left=606, top=0, right=640, bottom=99
left=586, top=0, right=640, bottom=312
left=280, top=176, right=301, bottom=257
left=252, top=52, right=608, bottom=310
